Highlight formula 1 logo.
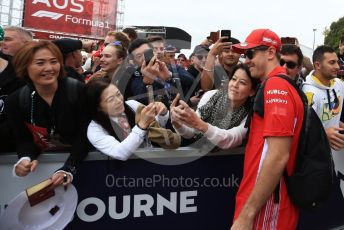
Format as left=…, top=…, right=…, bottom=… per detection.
left=31, top=10, right=64, bottom=20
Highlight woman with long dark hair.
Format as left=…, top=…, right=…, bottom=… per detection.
left=85, top=77, right=170, bottom=159
left=171, top=63, right=259, bottom=149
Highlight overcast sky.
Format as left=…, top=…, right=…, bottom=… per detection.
left=123, top=0, right=344, bottom=56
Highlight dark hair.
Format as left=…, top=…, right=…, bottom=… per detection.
left=147, top=35, right=164, bottom=43
left=13, top=40, right=64, bottom=81
left=280, top=44, right=304, bottom=66
left=231, top=63, right=260, bottom=90
left=229, top=37, right=240, bottom=45
left=177, top=53, right=187, bottom=60
left=122, top=27, right=138, bottom=41
left=313, top=45, right=336, bottom=63
left=128, top=38, right=149, bottom=54
left=85, top=78, right=117, bottom=136
left=189, top=53, right=195, bottom=60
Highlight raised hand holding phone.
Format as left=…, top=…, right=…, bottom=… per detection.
left=170, top=94, right=183, bottom=128
left=220, top=30, right=231, bottom=42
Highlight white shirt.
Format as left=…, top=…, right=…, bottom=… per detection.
left=87, top=100, right=169, bottom=160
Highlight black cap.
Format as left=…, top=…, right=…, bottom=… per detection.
left=52, top=38, right=82, bottom=57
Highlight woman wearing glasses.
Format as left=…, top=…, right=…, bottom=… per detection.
left=85, top=77, right=170, bottom=160
left=171, top=63, right=259, bottom=149
left=280, top=44, right=304, bottom=86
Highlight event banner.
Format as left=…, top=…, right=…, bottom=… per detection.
left=65, top=155, right=244, bottom=229
left=23, top=0, right=117, bottom=38
left=1, top=151, right=344, bottom=229
left=30, top=30, right=101, bottom=41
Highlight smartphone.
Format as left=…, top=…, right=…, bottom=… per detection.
left=210, top=31, right=220, bottom=43
left=221, top=30, right=231, bottom=42
left=144, top=49, right=155, bottom=65
left=172, top=77, right=185, bottom=102
left=146, top=85, right=154, bottom=103
left=281, top=37, right=296, bottom=45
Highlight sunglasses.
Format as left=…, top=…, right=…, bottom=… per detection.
left=196, top=54, right=207, bottom=60
left=280, top=59, right=298, bottom=69
left=104, top=41, right=122, bottom=47
left=244, top=46, right=269, bottom=59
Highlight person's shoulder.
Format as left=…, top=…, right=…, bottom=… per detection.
left=88, top=120, right=98, bottom=128
left=301, top=81, right=318, bottom=93
left=265, top=76, right=302, bottom=100
left=175, top=65, right=193, bottom=79
left=334, top=77, right=344, bottom=86
left=61, top=76, right=83, bottom=84
left=203, top=89, right=217, bottom=98
left=214, top=65, right=227, bottom=73
left=59, top=77, right=85, bottom=104
left=198, top=90, right=217, bottom=106
left=6, top=86, right=23, bottom=100
left=125, top=100, right=142, bottom=112
left=265, top=75, right=292, bottom=89
left=131, top=68, right=142, bottom=77
left=5, top=84, right=29, bottom=111
left=87, top=120, right=108, bottom=138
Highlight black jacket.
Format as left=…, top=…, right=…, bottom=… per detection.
left=5, top=77, right=92, bottom=174
left=0, top=53, right=25, bottom=123
left=65, top=66, right=85, bottom=83
left=0, top=53, right=25, bottom=151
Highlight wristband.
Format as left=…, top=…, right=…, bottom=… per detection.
left=203, top=67, right=214, bottom=72
left=137, top=122, right=148, bottom=130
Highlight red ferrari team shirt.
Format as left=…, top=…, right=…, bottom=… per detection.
left=234, top=67, right=304, bottom=230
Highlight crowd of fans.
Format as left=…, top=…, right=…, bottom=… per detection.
left=1, top=25, right=344, bottom=229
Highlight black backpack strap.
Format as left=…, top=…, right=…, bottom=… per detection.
left=244, top=80, right=265, bottom=127
left=19, top=85, right=30, bottom=110
left=253, top=74, right=306, bottom=204
left=64, top=77, right=80, bottom=104
left=253, top=82, right=265, bottom=118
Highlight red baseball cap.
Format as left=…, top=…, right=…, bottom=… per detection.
left=232, top=29, right=281, bottom=54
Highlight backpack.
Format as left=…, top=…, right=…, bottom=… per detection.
left=19, top=77, right=80, bottom=112
left=251, top=74, right=334, bottom=211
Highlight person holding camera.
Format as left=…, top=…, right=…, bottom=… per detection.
left=171, top=64, right=258, bottom=149
left=125, top=38, right=171, bottom=106
left=201, top=34, right=241, bottom=91
left=85, top=78, right=173, bottom=159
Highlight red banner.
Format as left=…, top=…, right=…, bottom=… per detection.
left=23, top=0, right=117, bottom=38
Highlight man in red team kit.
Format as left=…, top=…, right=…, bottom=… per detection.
left=230, top=29, right=304, bottom=230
